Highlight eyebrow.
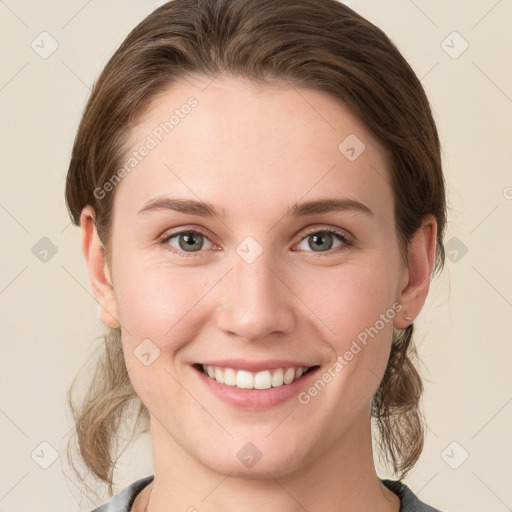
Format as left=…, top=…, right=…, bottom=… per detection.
left=137, top=196, right=374, bottom=219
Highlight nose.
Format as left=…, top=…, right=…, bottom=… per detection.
left=215, top=249, right=296, bottom=342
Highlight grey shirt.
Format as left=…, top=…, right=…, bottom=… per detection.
left=90, top=475, right=444, bottom=512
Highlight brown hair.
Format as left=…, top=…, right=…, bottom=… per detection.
left=65, top=0, right=446, bottom=494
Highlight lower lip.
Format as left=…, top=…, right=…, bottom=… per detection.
left=192, top=365, right=321, bottom=410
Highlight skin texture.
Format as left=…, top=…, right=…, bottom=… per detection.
left=81, top=75, right=437, bottom=512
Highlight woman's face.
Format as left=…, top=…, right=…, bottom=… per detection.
left=95, top=75, right=414, bottom=477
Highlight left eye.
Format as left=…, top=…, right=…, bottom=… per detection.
left=296, top=229, right=349, bottom=253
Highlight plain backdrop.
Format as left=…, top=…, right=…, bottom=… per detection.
left=1, top=1, right=511, bottom=511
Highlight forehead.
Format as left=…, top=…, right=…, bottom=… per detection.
left=115, top=75, right=393, bottom=222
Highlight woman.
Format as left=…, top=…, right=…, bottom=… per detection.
left=65, top=0, right=447, bottom=510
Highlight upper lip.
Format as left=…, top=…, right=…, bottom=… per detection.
left=196, top=359, right=318, bottom=372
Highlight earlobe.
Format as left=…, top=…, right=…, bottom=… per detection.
left=80, top=205, right=120, bottom=329
left=393, top=215, right=437, bottom=330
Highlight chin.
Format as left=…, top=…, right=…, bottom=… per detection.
left=199, top=442, right=310, bottom=480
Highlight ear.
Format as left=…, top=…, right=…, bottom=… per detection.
left=80, top=205, right=120, bottom=329
left=394, top=214, right=437, bottom=330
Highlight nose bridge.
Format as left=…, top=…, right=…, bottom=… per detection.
left=215, top=244, right=295, bottom=340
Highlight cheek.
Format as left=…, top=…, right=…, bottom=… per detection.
left=303, top=260, right=399, bottom=339
left=298, top=262, right=399, bottom=394
left=113, top=259, right=212, bottom=339
left=115, top=262, right=204, bottom=407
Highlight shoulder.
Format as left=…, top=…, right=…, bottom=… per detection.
left=89, top=475, right=155, bottom=512
left=89, top=475, right=444, bottom=512
left=381, top=479, right=445, bottom=512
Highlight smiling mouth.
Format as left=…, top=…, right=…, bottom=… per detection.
left=193, top=363, right=320, bottom=390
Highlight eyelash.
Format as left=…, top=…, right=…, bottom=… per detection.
left=158, top=226, right=354, bottom=258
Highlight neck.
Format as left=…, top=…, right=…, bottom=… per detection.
left=139, top=407, right=400, bottom=512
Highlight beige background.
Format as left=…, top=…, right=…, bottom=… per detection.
left=1, top=1, right=511, bottom=511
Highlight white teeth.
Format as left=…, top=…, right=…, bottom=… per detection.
left=254, top=370, right=272, bottom=390
left=224, top=367, right=237, bottom=386
left=214, top=366, right=225, bottom=384
left=201, top=365, right=311, bottom=389
left=236, top=370, right=254, bottom=389
left=271, top=368, right=284, bottom=387
left=283, top=367, right=296, bottom=384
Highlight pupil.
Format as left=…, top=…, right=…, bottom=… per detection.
left=180, top=233, right=202, bottom=251
left=311, top=232, right=332, bottom=252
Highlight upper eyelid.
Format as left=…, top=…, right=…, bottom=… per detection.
left=160, top=225, right=352, bottom=249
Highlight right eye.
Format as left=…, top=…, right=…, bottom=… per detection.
left=159, top=229, right=215, bottom=256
